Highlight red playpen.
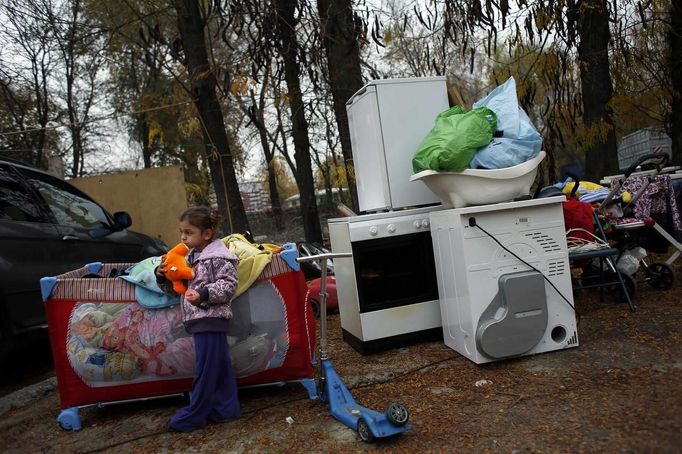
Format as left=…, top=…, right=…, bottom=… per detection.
left=41, top=249, right=317, bottom=430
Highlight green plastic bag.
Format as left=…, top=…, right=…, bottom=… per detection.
left=412, top=105, right=498, bottom=173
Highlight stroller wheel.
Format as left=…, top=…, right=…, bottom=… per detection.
left=580, top=263, right=600, bottom=287
left=647, top=262, right=675, bottom=290
left=610, top=273, right=637, bottom=303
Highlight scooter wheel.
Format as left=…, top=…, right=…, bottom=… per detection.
left=386, top=402, right=409, bottom=426
left=317, top=376, right=327, bottom=403
left=357, top=417, right=374, bottom=443
left=648, top=262, right=675, bottom=290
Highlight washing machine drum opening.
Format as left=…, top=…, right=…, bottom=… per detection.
left=476, top=271, right=548, bottom=359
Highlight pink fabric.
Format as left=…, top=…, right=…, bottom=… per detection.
left=101, top=303, right=193, bottom=376
left=154, top=337, right=195, bottom=375
left=618, top=174, right=682, bottom=233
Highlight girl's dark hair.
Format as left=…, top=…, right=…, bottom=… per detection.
left=179, top=206, right=221, bottom=233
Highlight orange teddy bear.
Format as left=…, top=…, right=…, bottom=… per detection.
left=162, top=243, right=194, bottom=294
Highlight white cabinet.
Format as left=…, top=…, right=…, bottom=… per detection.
left=346, top=77, right=448, bottom=213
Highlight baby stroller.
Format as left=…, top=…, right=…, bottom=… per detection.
left=552, top=173, right=636, bottom=310
left=598, top=153, right=681, bottom=292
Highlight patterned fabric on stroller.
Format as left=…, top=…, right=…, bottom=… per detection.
left=538, top=173, right=636, bottom=310
left=600, top=154, right=682, bottom=291
left=561, top=194, right=636, bottom=311
left=612, top=174, right=682, bottom=244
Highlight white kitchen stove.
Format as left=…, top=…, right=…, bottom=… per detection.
left=328, top=206, right=443, bottom=354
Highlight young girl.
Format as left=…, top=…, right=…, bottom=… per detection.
left=156, top=206, right=240, bottom=432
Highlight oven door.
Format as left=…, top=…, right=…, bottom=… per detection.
left=352, top=231, right=438, bottom=313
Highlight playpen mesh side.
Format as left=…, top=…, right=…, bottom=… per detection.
left=45, top=255, right=315, bottom=409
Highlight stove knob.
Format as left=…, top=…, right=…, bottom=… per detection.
left=387, top=224, right=396, bottom=233
left=413, top=220, right=422, bottom=229
left=421, top=219, right=430, bottom=228
left=369, top=226, right=378, bottom=236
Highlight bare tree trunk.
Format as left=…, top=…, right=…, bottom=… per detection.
left=173, top=0, right=250, bottom=234
left=266, top=157, right=285, bottom=231
left=274, top=0, right=323, bottom=244
left=33, top=53, right=50, bottom=168
left=248, top=73, right=285, bottom=231
left=317, top=0, right=363, bottom=213
left=576, top=0, right=618, bottom=180
left=138, top=117, right=152, bottom=168
left=64, top=6, right=80, bottom=178
left=2, top=0, right=54, bottom=167
left=43, top=0, right=104, bottom=177
left=68, top=125, right=83, bottom=177
left=669, top=0, right=682, bottom=166
left=128, top=50, right=153, bottom=168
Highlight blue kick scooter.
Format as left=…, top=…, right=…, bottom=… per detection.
left=297, top=252, right=411, bottom=442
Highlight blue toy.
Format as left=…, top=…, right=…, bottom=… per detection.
left=297, top=252, right=411, bottom=442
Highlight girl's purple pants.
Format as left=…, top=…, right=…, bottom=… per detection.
left=169, top=331, right=240, bottom=431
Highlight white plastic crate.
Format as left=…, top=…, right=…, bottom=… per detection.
left=617, top=128, right=672, bottom=170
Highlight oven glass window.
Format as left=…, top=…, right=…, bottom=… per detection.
left=352, top=232, right=438, bottom=312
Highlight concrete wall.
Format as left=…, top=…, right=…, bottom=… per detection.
left=70, top=165, right=187, bottom=247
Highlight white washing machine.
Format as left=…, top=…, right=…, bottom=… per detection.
left=429, top=196, right=578, bottom=364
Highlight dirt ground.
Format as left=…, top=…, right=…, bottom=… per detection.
left=1, top=254, right=681, bottom=453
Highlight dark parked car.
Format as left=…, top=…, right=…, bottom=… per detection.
left=0, top=158, right=168, bottom=363
left=296, top=242, right=335, bottom=279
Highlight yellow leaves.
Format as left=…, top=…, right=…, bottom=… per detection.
left=259, top=156, right=297, bottom=200
left=274, top=91, right=290, bottom=109
left=384, top=29, right=393, bottom=44
left=138, top=93, right=162, bottom=113
left=534, top=10, right=551, bottom=31
left=575, top=119, right=613, bottom=149
left=346, top=163, right=355, bottom=181
left=313, top=154, right=351, bottom=191
left=192, top=67, right=213, bottom=85
left=332, top=163, right=348, bottom=189
left=148, top=122, right=164, bottom=147
left=230, top=74, right=255, bottom=96
left=184, top=182, right=204, bottom=200
left=536, top=51, right=560, bottom=73
left=184, top=117, right=202, bottom=136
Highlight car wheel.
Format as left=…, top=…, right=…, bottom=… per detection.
left=0, top=318, right=7, bottom=371
left=309, top=299, right=321, bottom=318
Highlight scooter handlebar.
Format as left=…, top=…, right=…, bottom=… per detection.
left=296, top=252, right=352, bottom=263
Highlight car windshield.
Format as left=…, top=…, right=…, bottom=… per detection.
left=26, top=174, right=110, bottom=230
